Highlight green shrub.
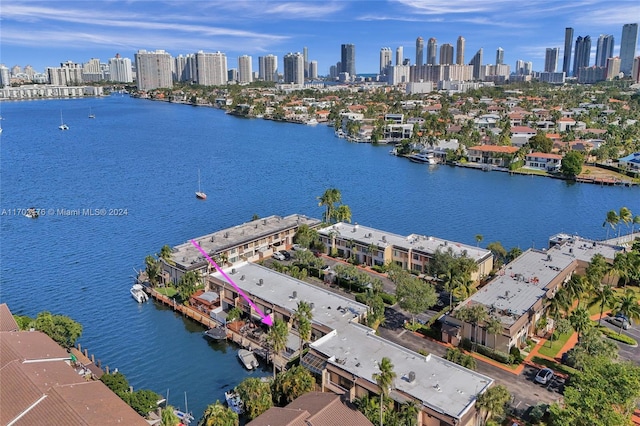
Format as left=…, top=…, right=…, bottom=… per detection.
left=371, top=265, right=386, bottom=273
left=476, top=344, right=511, bottom=364
left=460, top=338, right=472, bottom=351
left=380, top=292, right=396, bottom=305
left=599, top=326, right=638, bottom=345
left=509, top=345, right=523, bottom=364
left=354, top=293, right=367, bottom=304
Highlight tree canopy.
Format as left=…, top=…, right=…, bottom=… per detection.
left=560, top=151, right=584, bottom=178
left=32, top=311, right=83, bottom=348
left=236, top=377, right=273, bottom=420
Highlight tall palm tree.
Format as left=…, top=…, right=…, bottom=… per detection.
left=588, top=284, right=615, bottom=326
left=475, top=234, right=483, bottom=247
left=440, top=269, right=461, bottom=311
left=546, top=288, right=570, bottom=347
left=569, top=306, right=591, bottom=341
left=198, top=401, right=238, bottom=426
left=603, top=210, right=619, bottom=239
left=585, top=253, right=609, bottom=288
left=161, top=406, right=180, bottom=426
left=145, top=255, right=162, bottom=287
left=159, top=244, right=175, bottom=266
left=631, top=215, right=640, bottom=235
left=266, top=319, right=289, bottom=378
left=476, top=385, right=511, bottom=426
left=612, top=252, right=631, bottom=287
left=564, top=275, right=586, bottom=307
left=372, top=357, right=396, bottom=426
left=484, top=315, right=503, bottom=351
left=317, top=188, right=341, bottom=223
left=619, top=207, right=632, bottom=236
left=456, top=305, right=487, bottom=350
left=293, top=301, right=313, bottom=356
left=613, top=289, right=640, bottom=334
left=334, top=204, right=352, bottom=224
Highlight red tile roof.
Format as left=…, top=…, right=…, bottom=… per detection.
left=469, top=145, right=519, bottom=154
left=510, top=126, right=536, bottom=133
left=526, top=152, right=563, bottom=160
left=0, top=303, right=19, bottom=332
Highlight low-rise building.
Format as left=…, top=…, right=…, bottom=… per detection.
left=524, top=152, right=563, bottom=172
left=317, top=222, right=493, bottom=281
left=619, top=152, right=640, bottom=172
left=163, top=214, right=321, bottom=284
left=467, top=145, right=519, bottom=168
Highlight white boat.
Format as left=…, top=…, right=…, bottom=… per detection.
left=59, top=111, right=69, bottom=130
left=225, top=389, right=244, bottom=414
left=25, top=207, right=39, bottom=219
left=88, top=107, right=95, bottom=119
left=195, top=169, right=206, bottom=200
left=238, top=349, right=259, bottom=370
left=305, top=118, right=318, bottom=125
left=130, top=284, right=148, bottom=303
left=408, top=152, right=436, bottom=164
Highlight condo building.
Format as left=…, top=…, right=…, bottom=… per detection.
left=283, top=52, right=305, bottom=85
left=595, top=34, right=615, bottom=68
left=427, top=38, right=438, bottom=65
left=440, top=44, right=454, bottom=65
left=416, top=37, right=424, bottom=66
left=544, top=48, right=559, bottom=73
left=620, top=23, right=639, bottom=75
left=456, top=36, right=465, bottom=65
left=135, top=49, right=173, bottom=90
left=258, top=54, right=278, bottom=82
left=238, top=55, right=253, bottom=83
left=340, top=44, right=356, bottom=76
left=379, top=47, right=392, bottom=75
left=195, top=51, right=228, bottom=86
left=563, top=27, right=574, bottom=76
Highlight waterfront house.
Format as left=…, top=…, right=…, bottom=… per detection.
left=524, top=152, right=563, bottom=172
left=163, top=214, right=321, bottom=284
left=619, top=152, right=640, bottom=172
left=443, top=235, right=622, bottom=353
left=510, top=126, right=537, bottom=147
left=317, top=222, right=493, bottom=281
left=467, top=145, right=519, bottom=168
left=206, top=263, right=493, bottom=426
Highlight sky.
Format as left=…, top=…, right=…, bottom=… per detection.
left=1, top=0, right=639, bottom=76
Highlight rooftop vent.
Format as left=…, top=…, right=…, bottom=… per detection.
left=382, top=236, right=387, bottom=242
left=408, top=371, right=416, bottom=383
left=444, top=241, right=448, bottom=246
left=224, top=232, right=229, bottom=238
left=292, top=291, right=297, bottom=299
left=593, top=241, right=597, bottom=247
left=231, top=268, right=236, bottom=274
left=310, top=302, right=315, bottom=310
left=183, top=257, right=187, bottom=262
left=547, top=254, right=552, bottom=261
left=257, top=278, right=264, bottom=286
left=263, top=219, right=267, bottom=225
left=240, top=275, right=245, bottom=281
left=569, top=248, right=573, bottom=254
left=211, top=236, right=215, bottom=242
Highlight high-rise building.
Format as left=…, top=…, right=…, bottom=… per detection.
left=258, top=54, right=278, bottom=82
left=174, top=54, right=195, bottom=83
left=469, top=48, right=483, bottom=80
left=440, top=44, right=454, bottom=65
left=0, top=65, right=10, bottom=88
left=237, top=55, right=253, bottom=83
left=379, top=47, right=392, bottom=74
left=416, top=37, right=424, bottom=66
left=109, top=54, right=133, bottom=83
left=496, top=48, right=504, bottom=65
left=620, top=23, right=639, bottom=75
left=456, top=36, right=465, bottom=65
left=309, top=60, right=318, bottom=79
left=341, top=44, right=356, bottom=76
left=135, top=49, right=173, bottom=90
left=595, top=34, right=615, bottom=68
left=545, top=48, right=559, bottom=73
left=563, top=27, right=574, bottom=75
left=195, top=51, right=227, bottom=86
left=283, top=52, right=304, bottom=84
left=573, top=36, right=591, bottom=78
left=396, top=46, right=404, bottom=66
left=303, top=47, right=309, bottom=78
left=606, top=57, right=621, bottom=80
left=516, top=60, right=525, bottom=75
left=632, top=56, right=640, bottom=83
left=427, top=38, right=437, bottom=65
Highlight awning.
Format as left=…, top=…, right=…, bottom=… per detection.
left=301, top=352, right=327, bottom=375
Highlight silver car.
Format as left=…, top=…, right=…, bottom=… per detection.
left=534, top=368, right=554, bottom=385
left=605, top=315, right=630, bottom=330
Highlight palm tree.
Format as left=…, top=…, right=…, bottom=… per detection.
left=613, top=289, right=640, bottom=334
left=476, top=385, right=511, bottom=426
left=293, top=301, right=313, bottom=356
left=631, top=215, right=640, bottom=235
left=612, top=252, right=632, bottom=287
left=198, top=401, right=238, bottom=426
left=564, top=275, right=586, bottom=307
left=585, top=253, right=609, bottom=288
left=159, top=244, right=175, bottom=265
left=475, top=234, right=483, bottom=247
left=588, top=284, right=615, bottom=326
left=569, top=306, right=591, bottom=340
left=145, top=255, right=162, bottom=287
left=456, top=305, right=487, bottom=350
left=546, top=288, right=570, bottom=347
left=334, top=204, right=352, bottom=224
left=440, top=269, right=461, bottom=311
left=484, top=315, right=503, bottom=351
left=619, top=207, right=632, bottom=236
left=266, top=318, right=289, bottom=378
left=161, top=406, right=180, bottom=426
left=372, top=357, right=396, bottom=426
left=603, top=210, right=619, bottom=239
left=317, top=188, right=341, bottom=223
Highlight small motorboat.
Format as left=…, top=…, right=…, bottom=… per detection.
left=225, top=389, right=244, bottom=414
left=203, top=327, right=227, bottom=341
left=130, top=283, right=148, bottom=303
left=238, top=349, right=259, bottom=370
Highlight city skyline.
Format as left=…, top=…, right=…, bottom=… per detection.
left=1, top=1, right=639, bottom=76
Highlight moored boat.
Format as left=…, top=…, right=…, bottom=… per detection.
left=203, top=327, right=227, bottom=341
left=238, top=349, right=259, bottom=370
left=130, top=283, right=148, bottom=303
left=224, top=389, right=244, bottom=414
left=408, top=152, right=436, bottom=164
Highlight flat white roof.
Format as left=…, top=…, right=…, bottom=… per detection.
left=312, top=322, right=493, bottom=419
left=319, top=223, right=491, bottom=262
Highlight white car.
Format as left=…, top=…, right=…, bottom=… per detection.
left=272, top=252, right=285, bottom=261
left=534, top=368, right=554, bottom=385
left=291, top=244, right=307, bottom=251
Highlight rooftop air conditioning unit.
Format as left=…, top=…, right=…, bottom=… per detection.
left=408, top=371, right=416, bottom=383
left=257, top=278, right=264, bottom=286
left=231, top=268, right=236, bottom=274
left=240, top=275, right=245, bottom=281
left=292, top=291, right=297, bottom=299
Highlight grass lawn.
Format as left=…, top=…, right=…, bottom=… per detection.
left=537, top=332, right=572, bottom=359
left=156, top=287, right=178, bottom=298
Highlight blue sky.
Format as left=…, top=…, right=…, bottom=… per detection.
left=1, top=1, right=638, bottom=75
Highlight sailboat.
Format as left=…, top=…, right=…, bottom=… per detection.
left=59, top=111, right=69, bottom=130
left=195, top=169, right=207, bottom=200
left=88, top=107, right=95, bottom=119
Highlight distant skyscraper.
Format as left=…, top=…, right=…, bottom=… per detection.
left=303, top=46, right=309, bottom=78
left=283, top=52, right=304, bottom=84
left=544, top=48, right=559, bottom=73
left=606, top=57, right=621, bottom=80
left=0, top=65, right=10, bottom=88
left=174, top=54, right=195, bottom=82
left=427, top=38, right=437, bottom=65
left=341, top=44, right=356, bottom=76
left=440, top=44, right=454, bottom=65
left=456, top=36, right=465, bottom=65
left=496, top=47, right=504, bottom=65
left=632, top=56, right=640, bottom=83
left=309, top=60, right=318, bottom=79
left=573, top=35, right=591, bottom=78
left=195, top=51, right=227, bottom=86
left=238, top=55, right=253, bottom=83
left=379, top=47, right=392, bottom=74
left=620, top=23, right=639, bottom=75
left=516, top=59, right=525, bottom=75
left=135, top=49, right=173, bottom=90
left=563, top=27, right=574, bottom=75
left=416, top=37, right=424, bottom=66
left=469, top=48, right=483, bottom=80
left=258, top=54, right=278, bottom=81
left=595, top=34, right=615, bottom=68
left=109, top=54, right=133, bottom=83
left=396, top=46, right=404, bottom=66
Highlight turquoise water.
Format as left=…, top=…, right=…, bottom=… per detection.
left=0, top=95, right=637, bottom=419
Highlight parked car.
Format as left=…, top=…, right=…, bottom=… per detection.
left=291, top=244, right=307, bottom=251
left=272, top=252, right=285, bottom=261
left=534, top=368, right=554, bottom=385
left=605, top=314, right=630, bottom=330
left=279, top=250, right=291, bottom=260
